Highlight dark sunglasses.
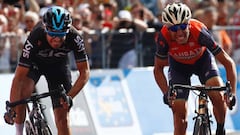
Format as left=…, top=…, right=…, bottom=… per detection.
left=45, top=29, right=67, bottom=38
left=168, top=23, right=188, bottom=32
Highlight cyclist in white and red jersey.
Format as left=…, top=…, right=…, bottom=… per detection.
left=4, top=6, right=90, bottom=135
left=153, top=2, right=237, bottom=135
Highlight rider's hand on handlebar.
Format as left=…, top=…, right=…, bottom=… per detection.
left=4, top=106, right=16, bottom=125
left=224, top=93, right=236, bottom=110
left=163, top=89, right=177, bottom=108
left=60, top=95, right=73, bottom=111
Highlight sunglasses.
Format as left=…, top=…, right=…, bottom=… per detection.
left=168, top=23, right=188, bottom=32
left=45, top=29, right=67, bottom=38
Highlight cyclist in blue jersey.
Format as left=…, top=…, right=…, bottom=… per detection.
left=4, top=6, right=90, bottom=135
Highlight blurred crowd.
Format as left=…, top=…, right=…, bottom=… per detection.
left=0, top=0, right=240, bottom=73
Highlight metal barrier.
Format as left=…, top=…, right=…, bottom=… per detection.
left=81, top=25, right=240, bottom=69
left=81, top=28, right=157, bottom=69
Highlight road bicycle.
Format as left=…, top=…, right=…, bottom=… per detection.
left=170, top=81, right=234, bottom=135
left=4, top=88, right=70, bottom=135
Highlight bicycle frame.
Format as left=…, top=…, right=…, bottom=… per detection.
left=5, top=89, right=67, bottom=135
left=171, top=81, right=232, bottom=135
left=25, top=98, right=52, bottom=135
left=192, top=89, right=212, bottom=135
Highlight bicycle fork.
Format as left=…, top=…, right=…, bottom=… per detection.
left=194, top=92, right=212, bottom=134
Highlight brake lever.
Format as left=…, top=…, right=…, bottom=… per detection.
left=225, top=81, right=235, bottom=110
left=59, top=88, right=73, bottom=110
left=4, top=101, right=16, bottom=125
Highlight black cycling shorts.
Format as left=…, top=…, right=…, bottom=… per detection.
left=27, top=62, right=72, bottom=108
left=168, top=50, right=220, bottom=100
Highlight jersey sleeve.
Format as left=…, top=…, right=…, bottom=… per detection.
left=69, top=30, right=88, bottom=63
left=155, top=29, right=169, bottom=59
left=198, top=26, right=222, bottom=56
left=18, top=26, right=42, bottom=67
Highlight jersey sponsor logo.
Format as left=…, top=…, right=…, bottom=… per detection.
left=74, top=35, right=85, bottom=52
left=22, top=40, right=33, bottom=58
left=171, top=48, right=202, bottom=60
left=38, top=49, right=67, bottom=57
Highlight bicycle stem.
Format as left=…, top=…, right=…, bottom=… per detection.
left=198, top=92, right=208, bottom=115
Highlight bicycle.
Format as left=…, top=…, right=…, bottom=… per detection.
left=170, top=81, right=234, bottom=135
left=4, top=87, right=70, bottom=135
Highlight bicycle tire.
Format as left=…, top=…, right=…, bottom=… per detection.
left=25, top=120, right=35, bottom=135
left=193, top=117, right=211, bottom=135
left=40, top=125, right=52, bottom=135
left=200, top=122, right=211, bottom=135
left=193, top=117, right=201, bottom=135
left=35, top=121, right=52, bottom=135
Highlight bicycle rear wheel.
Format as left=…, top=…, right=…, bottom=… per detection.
left=25, top=120, right=35, bottom=135
left=193, top=117, right=211, bottom=135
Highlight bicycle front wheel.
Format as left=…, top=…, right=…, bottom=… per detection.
left=35, top=121, right=52, bottom=135
left=40, top=125, right=52, bottom=135
left=25, top=120, right=35, bottom=135
left=193, top=117, right=211, bottom=135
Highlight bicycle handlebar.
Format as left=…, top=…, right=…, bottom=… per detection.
left=6, top=89, right=66, bottom=108
left=171, top=81, right=231, bottom=92
left=4, top=86, right=72, bottom=125
left=170, top=81, right=235, bottom=110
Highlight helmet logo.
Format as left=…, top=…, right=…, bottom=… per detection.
left=52, top=8, right=65, bottom=30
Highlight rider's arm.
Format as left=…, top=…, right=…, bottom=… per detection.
left=9, top=65, right=33, bottom=124
left=153, top=56, right=169, bottom=94
left=10, top=66, right=30, bottom=102
left=67, top=60, right=90, bottom=98
left=154, top=30, right=169, bottom=94
left=215, top=49, right=237, bottom=95
left=198, top=27, right=237, bottom=95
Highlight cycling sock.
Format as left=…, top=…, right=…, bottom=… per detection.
left=216, top=123, right=225, bottom=135
left=15, top=123, right=24, bottom=135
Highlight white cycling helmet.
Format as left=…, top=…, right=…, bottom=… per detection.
left=162, top=2, right=192, bottom=25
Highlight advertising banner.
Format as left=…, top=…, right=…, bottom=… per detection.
left=0, top=66, right=239, bottom=135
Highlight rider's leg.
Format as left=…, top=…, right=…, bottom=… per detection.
left=172, top=100, right=188, bottom=135
left=46, top=63, right=72, bottom=135
left=206, top=76, right=227, bottom=135
left=168, top=65, right=190, bottom=135
left=15, top=123, right=24, bottom=135
left=10, top=77, right=36, bottom=135
left=54, top=108, right=71, bottom=135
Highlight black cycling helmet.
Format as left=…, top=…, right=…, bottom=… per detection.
left=43, top=6, right=72, bottom=32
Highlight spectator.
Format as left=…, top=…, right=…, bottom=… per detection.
left=0, top=14, right=8, bottom=33
left=77, top=3, right=92, bottom=28
left=21, top=11, right=40, bottom=46
left=130, top=1, right=161, bottom=30
left=0, top=35, right=10, bottom=73
left=109, top=9, right=147, bottom=68
left=228, top=0, right=240, bottom=50
left=70, top=13, right=93, bottom=69
left=216, top=2, right=233, bottom=56
left=196, top=6, right=233, bottom=55
left=102, top=3, right=115, bottom=30
left=0, top=12, right=10, bottom=73
left=3, top=5, right=24, bottom=72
